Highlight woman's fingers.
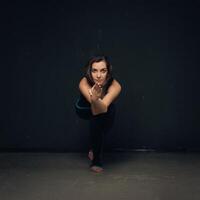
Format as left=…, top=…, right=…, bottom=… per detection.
left=95, top=86, right=102, bottom=94
left=95, top=83, right=102, bottom=90
left=90, top=83, right=102, bottom=98
left=97, top=82, right=100, bottom=87
left=88, top=89, right=92, bottom=96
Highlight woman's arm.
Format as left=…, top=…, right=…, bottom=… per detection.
left=101, top=79, right=122, bottom=107
left=90, top=79, right=122, bottom=115
left=89, top=84, right=108, bottom=115
left=79, top=77, right=122, bottom=115
left=91, top=98, right=108, bottom=115
left=78, top=77, right=92, bottom=103
left=79, top=77, right=107, bottom=115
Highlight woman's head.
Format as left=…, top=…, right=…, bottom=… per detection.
left=85, top=55, right=113, bottom=87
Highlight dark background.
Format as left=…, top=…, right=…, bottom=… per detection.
left=0, top=0, right=199, bottom=152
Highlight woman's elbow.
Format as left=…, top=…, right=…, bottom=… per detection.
left=91, top=107, right=108, bottom=116
left=102, top=107, right=108, bottom=114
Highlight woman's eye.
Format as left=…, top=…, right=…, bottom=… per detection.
left=91, top=69, right=107, bottom=73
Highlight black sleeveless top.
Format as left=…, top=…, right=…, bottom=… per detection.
left=78, top=93, right=91, bottom=108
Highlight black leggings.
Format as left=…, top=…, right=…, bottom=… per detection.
left=89, top=104, right=116, bottom=167
left=75, top=97, right=116, bottom=166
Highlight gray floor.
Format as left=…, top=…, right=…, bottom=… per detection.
left=0, top=152, right=200, bottom=200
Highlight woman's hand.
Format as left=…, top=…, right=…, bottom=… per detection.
left=89, top=83, right=103, bottom=101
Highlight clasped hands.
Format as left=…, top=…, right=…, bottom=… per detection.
left=88, top=83, right=103, bottom=101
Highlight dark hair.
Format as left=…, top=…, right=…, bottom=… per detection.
left=84, top=55, right=113, bottom=92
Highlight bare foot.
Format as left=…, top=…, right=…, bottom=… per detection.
left=90, top=165, right=104, bottom=173
left=88, top=150, right=93, bottom=161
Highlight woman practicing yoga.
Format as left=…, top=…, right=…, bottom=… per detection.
left=75, top=55, right=122, bottom=173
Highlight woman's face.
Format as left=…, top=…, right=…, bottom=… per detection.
left=91, top=60, right=108, bottom=86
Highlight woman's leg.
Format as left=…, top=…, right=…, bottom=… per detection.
left=89, top=115, right=104, bottom=167
left=89, top=104, right=116, bottom=168
left=88, top=149, right=93, bottom=160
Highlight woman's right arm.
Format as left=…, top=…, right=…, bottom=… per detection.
left=79, top=77, right=107, bottom=115
left=78, top=77, right=92, bottom=104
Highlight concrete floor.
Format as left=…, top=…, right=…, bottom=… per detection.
left=0, top=152, right=200, bottom=200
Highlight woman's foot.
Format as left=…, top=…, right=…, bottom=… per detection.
left=88, top=150, right=94, bottom=161
left=90, top=165, right=104, bottom=173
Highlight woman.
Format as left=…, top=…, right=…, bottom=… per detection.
left=75, top=55, right=122, bottom=173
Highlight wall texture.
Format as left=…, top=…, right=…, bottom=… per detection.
left=0, top=1, right=199, bottom=152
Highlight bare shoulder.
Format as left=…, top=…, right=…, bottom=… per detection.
left=108, top=79, right=122, bottom=92
left=79, top=77, right=89, bottom=85
left=79, top=77, right=91, bottom=89
left=78, top=77, right=92, bottom=103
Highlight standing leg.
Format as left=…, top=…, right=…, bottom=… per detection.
left=89, top=104, right=116, bottom=171
left=89, top=114, right=105, bottom=167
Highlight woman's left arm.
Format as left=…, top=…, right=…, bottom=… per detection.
left=101, top=79, right=122, bottom=107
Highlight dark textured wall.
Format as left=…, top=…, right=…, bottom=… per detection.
left=0, top=1, right=199, bottom=152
